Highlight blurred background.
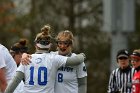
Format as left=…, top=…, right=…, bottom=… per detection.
left=0, top=0, right=140, bottom=92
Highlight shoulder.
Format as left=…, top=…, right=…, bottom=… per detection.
left=71, top=53, right=76, bottom=56
left=111, top=68, right=119, bottom=74
left=31, top=53, right=47, bottom=57
left=0, top=44, right=8, bottom=51
left=50, top=51, right=58, bottom=55
left=30, top=53, right=47, bottom=61
left=134, top=71, right=140, bottom=78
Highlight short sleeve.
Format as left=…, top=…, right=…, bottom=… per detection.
left=0, top=49, right=6, bottom=68
left=76, top=62, right=87, bottom=78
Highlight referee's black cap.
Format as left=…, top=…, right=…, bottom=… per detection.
left=117, top=49, right=129, bottom=59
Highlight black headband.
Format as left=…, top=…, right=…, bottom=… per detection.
left=10, top=46, right=28, bottom=53
left=56, top=40, right=72, bottom=44
left=35, top=40, right=50, bottom=46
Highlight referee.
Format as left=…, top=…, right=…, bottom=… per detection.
left=108, top=49, right=135, bottom=93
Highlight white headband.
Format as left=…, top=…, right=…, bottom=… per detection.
left=36, top=43, right=51, bottom=49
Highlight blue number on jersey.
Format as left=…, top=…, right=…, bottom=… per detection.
left=58, top=73, right=63, bottom=82
left=29, top=66, right=47, bottom=85
left=29, top=67, right=34, bottom=85
left=38, top=67, right=47, bottom=85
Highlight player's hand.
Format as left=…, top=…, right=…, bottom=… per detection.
left=79, top=53, right=86, bottom=60
left=21, top=53, right=31, bottom=65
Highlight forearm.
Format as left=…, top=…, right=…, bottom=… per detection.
left=66, top=53, right=85, bottom=66
left=5, top=71, right=24, bottom=93
left=0, top=81, right=7, bottom=93
left=78, top=77, right=87, bottom=93
left=0, top=68, right=7, bottom=93
left=0, top=83, right=7, bottom=93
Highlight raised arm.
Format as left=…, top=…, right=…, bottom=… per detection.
left=65, top=53, right=86, bottom=66
left=21, top=53, right=86, bottom=67
left=4, top=71, right=24, bottom=93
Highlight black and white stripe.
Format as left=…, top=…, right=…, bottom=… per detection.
left=108, top=66, right=135, bottom=93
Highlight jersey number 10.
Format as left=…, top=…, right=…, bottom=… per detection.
left=29, top=66, right=47, bottom=85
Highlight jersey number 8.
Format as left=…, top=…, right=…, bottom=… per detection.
left=58, top=73, right=63, bottom=82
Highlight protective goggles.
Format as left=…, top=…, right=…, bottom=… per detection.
left=56, top=40, right=72, bottom=47
left=35, top=40, right=50, bottom=45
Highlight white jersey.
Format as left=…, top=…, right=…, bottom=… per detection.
left=0, top=44, right=23, bottom=93
left=0, top=44, right=17, bottom=83
left=17, top=53, right=68, bottom=93
left=53, top=52, right=87, bottom=93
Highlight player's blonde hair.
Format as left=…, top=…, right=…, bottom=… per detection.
left=56, top=30, right=74, bottom=45
left=34, top=24, right=52, bottom=43
left=133, top=49, right=140, bottom=53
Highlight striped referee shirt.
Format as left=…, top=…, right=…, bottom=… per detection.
left=108, top=66, right=135, bottom=93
